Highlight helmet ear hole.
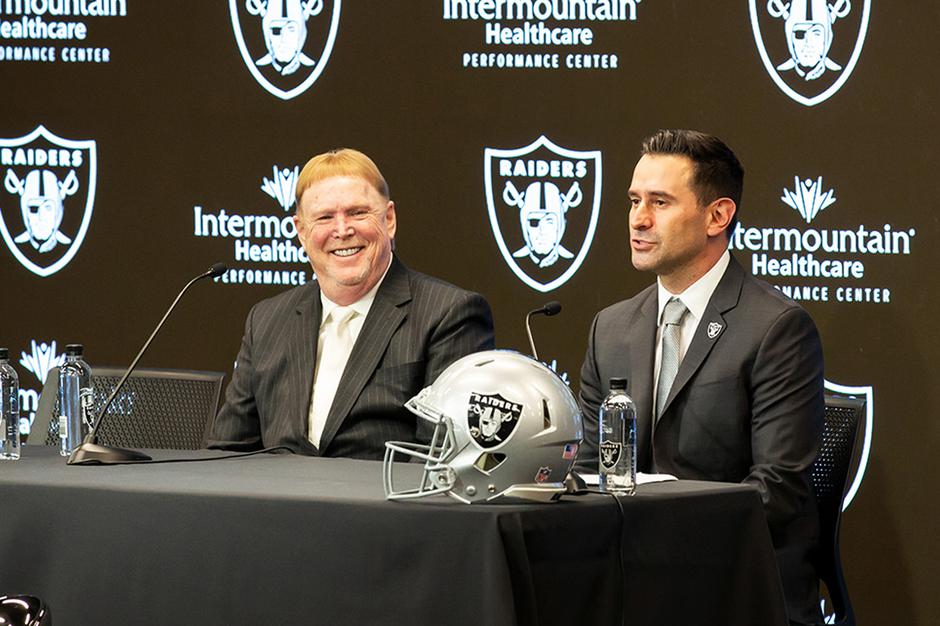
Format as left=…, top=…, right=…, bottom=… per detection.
left=474, top=452, right=507, bottom=473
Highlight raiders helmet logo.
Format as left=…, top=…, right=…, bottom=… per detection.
left=467, top=392, right=523, bottom=449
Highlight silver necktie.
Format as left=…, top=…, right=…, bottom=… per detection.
left=656, top=297, right=688, bottom=422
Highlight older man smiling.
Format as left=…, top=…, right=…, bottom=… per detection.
left=208, top=148, right=494, bottom=458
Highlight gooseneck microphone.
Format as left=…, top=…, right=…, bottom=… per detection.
left=525, top=301, right=562, bottom=360
left=68, top=263, right=228, bottom=465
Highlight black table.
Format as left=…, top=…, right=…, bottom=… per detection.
left=0, top=448, right=787, bottom=626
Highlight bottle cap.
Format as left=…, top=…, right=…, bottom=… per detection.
left=65, top=344, right=84, bottom=356
left=609, top=377, right=627, bottom=390
left=0, top=347, right=8, bottom=360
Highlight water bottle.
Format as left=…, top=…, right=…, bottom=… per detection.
left=58, top=344, right=93, bottom=456
left=0, top=348, right=21, bottom=461
left=598, top=377, right=637, bottom=495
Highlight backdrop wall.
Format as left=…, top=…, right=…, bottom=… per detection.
left=3, top=2, right=937, bottom=623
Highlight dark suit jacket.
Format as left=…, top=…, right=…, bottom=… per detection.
left=579, top=255, right=824, bottom=624
left=207, top=256, right=494, bottom=459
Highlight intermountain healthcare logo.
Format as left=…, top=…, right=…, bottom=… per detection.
left=0, top=125, right=96, bottom=277
left=230, top=0, right=341, bottom=100
left=17, top=339, right=65, bottom=436
left=0, top=0, right=127, bottom=64
left=193, top=163, right=311, bottom=286
left=444, top=0, right=643, bottom=71
left=749, top=0, right=870, bottom=106
left=485, top=136, right=601, bottom=292
left=729, top=175, right=915, bottom=304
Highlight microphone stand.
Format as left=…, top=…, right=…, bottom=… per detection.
left=68, top=263, right=227, bottom=465
left=525, top=301, right=562, bottom=360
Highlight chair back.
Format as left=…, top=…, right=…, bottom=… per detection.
left=32, top=367, right=224, bottom=450
left=811, top=393, right=865, bottom=626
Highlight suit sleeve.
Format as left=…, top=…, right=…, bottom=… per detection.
left=576, top=313, right=603, bottom=472
left=423, top=290, right=495, bottom=385
left=746, top=305, right=824, bottom=530
left=206, top=304, right=264, bottom=451
left=414, top=290, right=494, bottom=442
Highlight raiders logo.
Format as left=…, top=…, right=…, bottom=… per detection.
left=749, top=0, right=870, bottom=106
left=599, top=440, right=622, bottom=471
left=467, top=392, right=523, bottom=449
left=229, top=0, right=342, bottom=100
left=0, top=125, right=97, bottom=277
left=484, top=135, right=601, bottom=292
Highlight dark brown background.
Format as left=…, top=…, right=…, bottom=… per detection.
left=2, top=2, right=937, bottom=623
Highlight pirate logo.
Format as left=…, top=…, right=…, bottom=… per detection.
left=230, top=0, right=341, bottom=100
left=599, top=441, right=622, bottom=470
left=749, top=0, right=870, bottom=106
left=485, top=136, right=601, bottom=292
left=467, top=392, right=523, bottom=449
left=706, top=321, right=723, bottom=339
left=0, top=126, right=97, bottom=277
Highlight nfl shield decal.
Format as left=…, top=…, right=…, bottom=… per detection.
left=0, top=125, right=97, bottom=277
left=599, top=440, right=622, bottom=470
left=749, top=0, right=871, bottom=106
left=485, top=136, right=601, bottom=292
left=230, top=0, right=342, bottom=100
left=468, top=392, right=523, bottom=448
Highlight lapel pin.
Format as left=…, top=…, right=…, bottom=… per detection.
left=707, top=321, right=723, bottom=340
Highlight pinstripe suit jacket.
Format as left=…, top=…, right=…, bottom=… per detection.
left=207, top=257, right=494, bottom=459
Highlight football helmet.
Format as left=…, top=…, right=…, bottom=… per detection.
left=384, top=350, right=583, bottom=503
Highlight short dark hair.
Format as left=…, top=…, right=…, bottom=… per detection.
left=641, top=129, right=744, bottom=236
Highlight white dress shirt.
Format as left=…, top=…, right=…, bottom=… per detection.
left=307, top=257, right=393, bottom=447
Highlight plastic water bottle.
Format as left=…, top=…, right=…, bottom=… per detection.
left=0, top=348, right=21, bottom=461
left=598, top=377, right=637, bottom=495
left=58, top=344, right=93, bottom=456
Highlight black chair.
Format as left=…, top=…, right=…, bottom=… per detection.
left=31, top=367, right=224, bottom=450
left=0, top=595, right=51, bottom=626
left=811, top=393, right=865, bottom=626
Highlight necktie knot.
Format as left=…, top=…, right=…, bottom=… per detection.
left=329, top=306, right=357, bottom=327
left=662, top=297, right=688, bottom=326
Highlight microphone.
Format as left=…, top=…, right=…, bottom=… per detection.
left=68, top=263, right=228, bottom=465
left=525, top=301, right=562, bottom=361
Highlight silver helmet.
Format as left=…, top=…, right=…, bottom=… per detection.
left=384, top=350, right=583, bottom=503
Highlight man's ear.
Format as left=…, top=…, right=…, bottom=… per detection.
left=385, top=201, right=397, bottom=239
left=706, top=198, right=736, bottom=238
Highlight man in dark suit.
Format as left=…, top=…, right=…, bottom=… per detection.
left=208, top=148, right=494, bottom=459
left=579, top=130, right=824, bottom=625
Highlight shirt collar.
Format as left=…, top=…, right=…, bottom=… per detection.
left=319, top=255, right=394, bottom=326
left=656, top=250, right=730, bottom=326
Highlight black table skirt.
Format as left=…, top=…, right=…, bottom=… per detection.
left=0, top=447, right=787, bottom=626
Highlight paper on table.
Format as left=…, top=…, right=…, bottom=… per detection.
left=580, top=472, right=678, bottom=486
